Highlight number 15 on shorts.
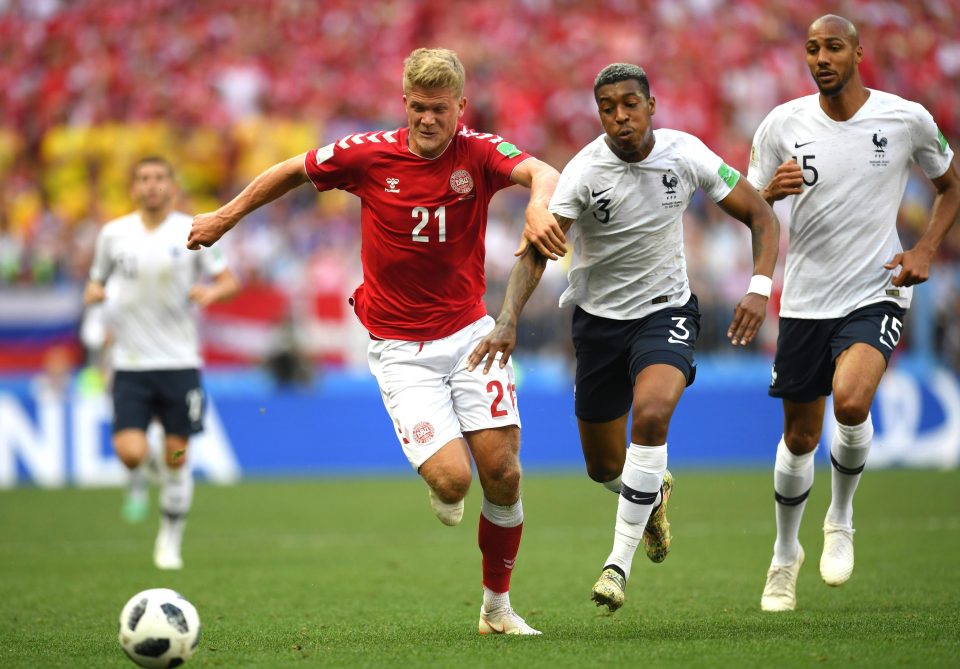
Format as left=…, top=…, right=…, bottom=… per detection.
left=879, top=314, right=902, bottom=350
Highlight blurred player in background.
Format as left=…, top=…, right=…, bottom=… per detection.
left=748, top=15, right=960, bottom=612
left=85, top=156, right=240, bottom=569
left=187, top=48, right=559, bottom=635
left=469, top=63, right=779, bottom=612
left=80, top=285, right=168, bottom=524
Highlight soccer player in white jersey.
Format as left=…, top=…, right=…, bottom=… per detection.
left=85, top=157, right=240, bottom=569
left=468, top=63, right=779, bottom=612
left=747, top=15, right=960, bottom=612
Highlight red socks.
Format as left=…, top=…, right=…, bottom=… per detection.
left=478, top=513, right=523, bottom=593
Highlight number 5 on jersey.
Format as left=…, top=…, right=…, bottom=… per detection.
left=412, top=206, right=446, bottom=242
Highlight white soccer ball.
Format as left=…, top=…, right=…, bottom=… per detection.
left=118, top=588, right=201, bottom=668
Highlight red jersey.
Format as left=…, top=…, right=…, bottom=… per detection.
left=304, top=124, right=531, bottom=340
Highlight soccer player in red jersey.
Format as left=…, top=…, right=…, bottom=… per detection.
left=188, top=48, right=559, bottom=635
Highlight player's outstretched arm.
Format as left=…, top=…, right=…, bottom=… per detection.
left=509, top=158, right=565, bottom=260
left=760, top=159, right=803, bottom=205
left=885, top=155, right=960, bottom=287
left=187, top=153, right=310, bottom=250
left=467, top=214, right=574, bottom=374
left=717, top=178, right=780, bottom=346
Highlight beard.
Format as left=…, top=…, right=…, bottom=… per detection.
left=815, top=70, right=850, bottom=97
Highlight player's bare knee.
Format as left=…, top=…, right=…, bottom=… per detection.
left=630, top=401, right=673, bottom=444
left=832, top=397, right=870, bottom=426
left=478, top=458, right=521, bottom=501
left=115, top=449, right=145, bottom=470
left=113, top=438, right=148, bottom=469
left=433, top=471, right=472, bottom=503
left=488, top=459, right=521, bottom=489
left=584, top=458, right=621, bottom=484
left=783, top=428, right=820, bottom=454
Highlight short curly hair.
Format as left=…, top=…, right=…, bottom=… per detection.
left=594, top=63, right=650, bottom=100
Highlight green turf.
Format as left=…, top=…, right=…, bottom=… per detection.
left=2, top=469, right=958, bottom=668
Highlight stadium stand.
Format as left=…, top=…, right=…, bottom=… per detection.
left=1, top=0, right=959, bottom=370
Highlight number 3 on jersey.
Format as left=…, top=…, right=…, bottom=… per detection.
left=412, top=206, right=446, bottom=242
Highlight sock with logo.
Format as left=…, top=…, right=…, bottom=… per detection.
left=772, top=437, right=815, bottom=566
left=602, top=443, right=667, bottom=580
left=479, top=497, right=523, bottom=607
left=825, top=415, right=873, bottom=528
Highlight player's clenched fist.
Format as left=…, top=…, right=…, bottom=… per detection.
left=187, top=212, right=232, bottom=250
left=762, top=160, right=804, bottom=202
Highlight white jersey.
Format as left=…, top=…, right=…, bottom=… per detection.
left=748, top=90, right=953, bottom=319
left=550, top=129, right=740, bottom=320
left=89, top=211, right=228, bottom=371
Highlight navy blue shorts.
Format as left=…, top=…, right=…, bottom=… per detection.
left=572, top=295, right=700, bottom=423
left=769, top=301, right=906, bottom=403
left=112, top=369, right=206, bottom=437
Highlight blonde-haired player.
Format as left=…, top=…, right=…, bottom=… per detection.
left=188, top=48, right=560, bottom=634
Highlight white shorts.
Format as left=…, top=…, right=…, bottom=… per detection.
left=368, top=315, right=521, bottom=470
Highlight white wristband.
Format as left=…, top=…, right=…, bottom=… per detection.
left=747, top=275, right=773, bottom=298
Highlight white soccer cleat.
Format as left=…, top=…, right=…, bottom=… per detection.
left=591, top=567, right=626, bottom=612
left=153, top=531, right=183, bottom=570
left=428, top=488, right=464, bottom=527
left=820, top=523, right=855, bottom=586
left=761, top=545, right=804, bottom=612
left=478, top=605, right=541, bottom=635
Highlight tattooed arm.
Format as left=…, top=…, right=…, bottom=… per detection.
left=468, top=215, right=574, bottom=373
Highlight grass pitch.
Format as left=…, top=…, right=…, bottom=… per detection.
left=1, top=469, right=958, bottom=668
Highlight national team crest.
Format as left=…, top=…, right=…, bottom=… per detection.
left=412, top=421, right=435, bottom=444
left=449, top=169, right=474, bottom=194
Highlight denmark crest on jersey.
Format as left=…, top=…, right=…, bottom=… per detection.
left=449, top=169, right=474, bottom=194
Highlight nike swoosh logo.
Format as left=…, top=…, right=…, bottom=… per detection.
left=591, top=187, right=612, bottom=197
left=794, top=140, right=816, bottom=148
left=480, top=616, right=505, bottom=634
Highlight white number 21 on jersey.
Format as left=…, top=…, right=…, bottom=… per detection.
left=412, top=206, right=446, bottom=243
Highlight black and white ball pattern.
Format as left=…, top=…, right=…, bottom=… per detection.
left=118, top=588, right=200, bottom=668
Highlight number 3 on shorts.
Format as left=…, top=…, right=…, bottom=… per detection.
left=667, top=317, right=691, bottom=346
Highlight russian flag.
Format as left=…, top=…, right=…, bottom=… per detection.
left=0, top=287, right=84, bottom=371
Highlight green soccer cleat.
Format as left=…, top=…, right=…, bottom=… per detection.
left=643, top=470, right=673, bottom=563
left=121, top=495, right=148, bottom=524
left=591, top=567, right=626, bottom=612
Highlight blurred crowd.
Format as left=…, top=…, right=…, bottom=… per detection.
left=2, top=0, right=960, bottom=371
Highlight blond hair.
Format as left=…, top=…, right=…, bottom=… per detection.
left=402, top=48, right=465, bottom=97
